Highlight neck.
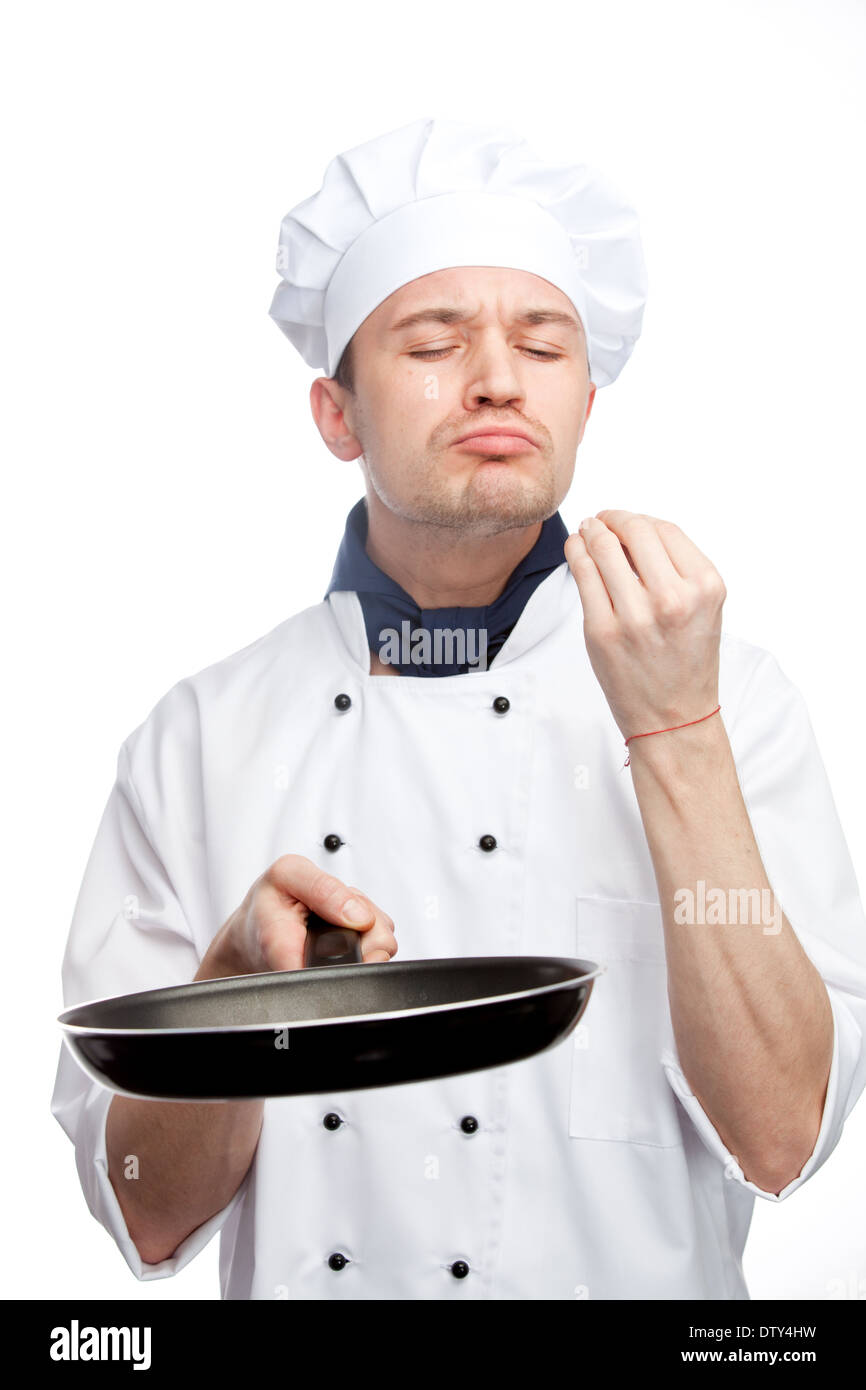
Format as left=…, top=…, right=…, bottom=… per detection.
left=363, top=491, right=544, bottom=608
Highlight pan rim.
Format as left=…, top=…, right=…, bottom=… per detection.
left=58, top=962, right=603, bottom=1038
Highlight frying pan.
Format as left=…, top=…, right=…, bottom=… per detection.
left=58, top=911, right=600, bottom=1101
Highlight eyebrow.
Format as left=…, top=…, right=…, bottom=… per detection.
left=390, top=305, right=583, bottom=335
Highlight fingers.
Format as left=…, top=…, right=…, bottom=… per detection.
left=344, top=885, right=398, bottom=964
left=594, top=511, right=682, bottom=594
left=565, top=530, right=613, bottom=628
left=262, top=856, right=397, bottom=968
left=265, top=854, right=375, bottom=928
left=580, top=512, right=725, bottom=616
left=570, top=517, right=648, bottom=621
left=252, top=893, right=308, bottom=973
left=637, top=513, right=716, bottom=582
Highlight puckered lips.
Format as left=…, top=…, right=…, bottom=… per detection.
left=451, top=425, right=540, bottom=455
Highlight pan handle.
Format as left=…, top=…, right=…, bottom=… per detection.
left=303, top=909, right=364, bottom=967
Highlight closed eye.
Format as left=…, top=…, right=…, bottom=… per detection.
left=407, top=346, right=564, bottom=361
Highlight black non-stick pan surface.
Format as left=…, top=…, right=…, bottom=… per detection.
left=58, top=912, right=600, bottom=1100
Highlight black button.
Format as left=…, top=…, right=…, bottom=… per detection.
left=323, top=834, right=343, bottom=852
left=478, top=835, right=497, bottom=853
left=492, top=696, right=510, bottom=714
left=334, top=693, right=352, bottom=711
left=450, top=1260, right=470, bottom=1279
left=323, top=1112, right=343, bottom=1131
left=460, top=1116, right=479, bottom=1135
left=328, top=1252, right=349, bottom=1271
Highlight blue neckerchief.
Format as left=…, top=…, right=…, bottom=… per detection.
left=325, top=498, right=569, bottom=676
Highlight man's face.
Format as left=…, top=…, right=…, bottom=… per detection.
left=319, top=266, right=595, bottom=536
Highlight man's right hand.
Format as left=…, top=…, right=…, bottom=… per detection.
left=194, top=854, right=397, bottom=982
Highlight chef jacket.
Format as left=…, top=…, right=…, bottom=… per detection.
left=50, top=559, right=866, bottom=1299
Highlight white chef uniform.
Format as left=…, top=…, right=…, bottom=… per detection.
left=51, top=558, right=866, bottom=1299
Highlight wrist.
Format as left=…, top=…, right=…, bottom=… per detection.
left=625, top=707, right=730, bottom=781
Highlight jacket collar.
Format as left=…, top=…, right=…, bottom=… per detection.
left=327, top=559, right=579, bottom=677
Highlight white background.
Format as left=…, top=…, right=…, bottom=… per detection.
left=2, top=0, right=864, bottom=1299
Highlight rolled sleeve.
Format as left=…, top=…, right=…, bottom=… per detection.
left=55, top=1058, right=249, bottom=1280
left=661, top=975, right=863, bottom=1200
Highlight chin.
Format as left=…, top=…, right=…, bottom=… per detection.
left=459, top=469, right=558, bottom=530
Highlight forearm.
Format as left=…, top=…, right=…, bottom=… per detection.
left=628, top=715, right=833, bottom=1192
left=106, top=943, right=264, bottom=1265
left=106, top=1092, right=263, bottom=1265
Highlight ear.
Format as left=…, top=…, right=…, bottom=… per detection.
left=309, top=377, right=363, bottom=461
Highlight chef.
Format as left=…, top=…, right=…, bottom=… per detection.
left=52, top=117, right=866, bottom=1300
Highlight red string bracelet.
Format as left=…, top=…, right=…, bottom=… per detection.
left=623, top=705, right=721, bottom=768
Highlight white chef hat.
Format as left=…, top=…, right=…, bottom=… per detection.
left=269, top=118, right=647, bottom=388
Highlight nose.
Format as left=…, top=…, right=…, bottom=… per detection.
left=461, top=331, right=526, bottom=413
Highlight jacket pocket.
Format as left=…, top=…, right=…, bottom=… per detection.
left=569, top=897, right=684, bottom=1148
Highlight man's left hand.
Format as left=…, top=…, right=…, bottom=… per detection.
left=564, top=510, right=726, bottom=743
